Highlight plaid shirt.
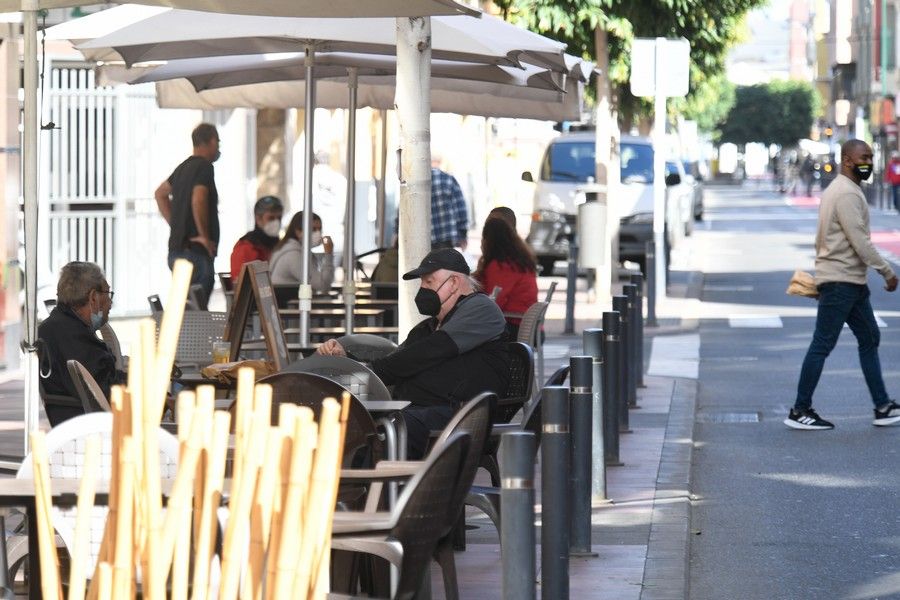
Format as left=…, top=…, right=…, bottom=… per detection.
left=430, top=167, right=468, bottom=245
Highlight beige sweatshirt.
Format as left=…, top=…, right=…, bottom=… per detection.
left=815, top=174, right=895, bottom=285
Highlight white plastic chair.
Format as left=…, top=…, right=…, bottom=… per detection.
left=7, top=413, right=179, bottom=581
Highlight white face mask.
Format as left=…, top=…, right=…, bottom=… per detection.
left=262, top=220, right=281, bottom=238
left=310, top=231, right=323, bottom=247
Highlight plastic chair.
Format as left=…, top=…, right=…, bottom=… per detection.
left=516, top=301, right=550, bottom=396
left=187, top=283, right=207, bottom=311
left=284, top=354, right=392, bottom=402
left=66, top=360, right=111, bottom=413
left=7, top=413, right=179, bottom=583
left=331, top=432, right=469, bottom=600
left=335, top=333, right=398, bottom=364
left=98, top=323, right=126, bottom=372
left=152, top=310, right=227, bottom=369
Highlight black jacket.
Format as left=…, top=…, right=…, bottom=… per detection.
left=37, top=305, right=125, bottom=402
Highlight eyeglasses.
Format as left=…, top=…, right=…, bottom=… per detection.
left=98, top=289, right=115, bottom=300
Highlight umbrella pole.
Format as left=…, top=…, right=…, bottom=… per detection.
left=377, top=110, right=388, bottom=248
left=342, top=68, right=358, bottom=335
left=23, top=6, right=39, bottom=454
left=299, top=47, right=316, bottom=349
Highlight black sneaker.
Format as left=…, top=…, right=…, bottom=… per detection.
left=873, top=401, right=900, bottom=426
left=784, top=408, right=834, bottom=430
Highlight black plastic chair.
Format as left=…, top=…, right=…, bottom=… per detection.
left=336, top=333, right=398, bottom=364
left=66, top=359, right=111, bottom=414
left=331, top=432, right=470, bottom=600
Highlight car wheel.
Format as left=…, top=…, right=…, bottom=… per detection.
left=538, top=257, right=556, bottom=276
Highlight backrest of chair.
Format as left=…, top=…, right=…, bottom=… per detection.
left=496, top=342, right=534, bottom=424
left=256, top=371, right=382, bottom=468
left=153, top=311, right=227, bottom=366
left=66, top=360, right=111, bottom=413
left=98, top=323, right=125, bottom=372
left=543, top=280, right=558, bottom=304
left=516, top=301, right=549, bottom=349
left=284, top=354, right=392, bottom=402
left=489, top=286, right=502, bottom=300
left=217, top=271, right=234, bottom=293
left=391, top=433, right=468, bottom=600
left=334, top=333, right=398, bottom=364
left=17, top=412, right=179, bottom=573
left=434, top=393, right=493, bottom=530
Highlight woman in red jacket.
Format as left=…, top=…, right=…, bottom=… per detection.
left=475, top=216, right=538, bottom=338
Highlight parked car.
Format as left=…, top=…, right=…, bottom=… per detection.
left=681, top=159, right=705, bottom=223
left=523, top=131, right=693, bottom=276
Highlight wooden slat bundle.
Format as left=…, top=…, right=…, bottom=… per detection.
left=30, top=259, right=349, bottom=599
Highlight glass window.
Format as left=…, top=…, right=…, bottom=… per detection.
left=620, top=142, right=654, bottom=183
left=540, top=141, right=595, bottom=182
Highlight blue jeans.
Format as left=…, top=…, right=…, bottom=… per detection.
left=167, top=247, right=214, bottom=305
left=795, top=282, right=888, bottom=410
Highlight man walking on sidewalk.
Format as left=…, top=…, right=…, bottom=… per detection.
left=786, top=139, right=900, bottom=430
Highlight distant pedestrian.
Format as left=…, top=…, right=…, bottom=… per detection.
left=886, top=151, right=900, bottom=212
left=786, top=139, right=900, bottom=430
left=154, top=123, right=221, bottom=304
left=430, top=155, right=469, bottom=250
left=230, top=195, right=283, bottom=281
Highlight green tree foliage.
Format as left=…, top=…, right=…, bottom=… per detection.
left=492, top=0, right=766, bottom=130
left=718, top=80, right=818, bottom=146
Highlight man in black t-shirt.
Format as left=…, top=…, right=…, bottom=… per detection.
left=154, top=123, right=221, bottom=302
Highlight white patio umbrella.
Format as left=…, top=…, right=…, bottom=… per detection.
left=8, top=0, right=478, bottom=458
left=52, top=5, right=570, bottom=347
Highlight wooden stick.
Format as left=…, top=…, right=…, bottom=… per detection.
left=231, top=367, right=255, bottom=488
left=264, top=408, right=296, bottom=600
left=311, top=393, right=352, bottom=595
left=295, top=398, right=342, bottom=596
left=154, top=258, right=193, bottom=417
left=68, top=434, right=101, bottom=600
left=30, top=431, right=62, bottom=600
left=243, top=424, right=283, bottom=600
left=140, top=320, right=164, bottom=600
left=190, top=410, right=231, bottom=600
left=191, top=387, right=215, bottom=551
left=271, top=410, right=317, bottom=600
left=219, top=405, right=267, bottom=600
left=95, top=562, right=113, bottom=600
left=111, top=436, right=135, bottom=600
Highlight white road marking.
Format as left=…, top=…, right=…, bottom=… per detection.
left=728, top=315, right=784, bottom=328
left=647, top=334, right=699, bottom=379
left=842, top=314, right=888, bottom=329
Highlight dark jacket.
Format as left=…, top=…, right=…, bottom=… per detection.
left=37, top=304, right=125, bottom=402
left=370, top=293, right=511, bottom=407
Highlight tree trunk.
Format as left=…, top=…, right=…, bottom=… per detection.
left=395, top=17, right=432, bottom=339
left=594, top=25, right=619, bottom=304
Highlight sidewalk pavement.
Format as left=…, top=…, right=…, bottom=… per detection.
left=427, top=267, right=699, bottom=599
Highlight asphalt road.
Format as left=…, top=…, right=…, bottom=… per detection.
left=687, top=182, right=900, bottom=600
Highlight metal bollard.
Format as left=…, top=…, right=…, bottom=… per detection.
left=501, top=432, right=537, bottom=600
left=645, top=240, right=658, bottom=327
left=564, top=240, right=578, bottom=334
left=569, top=356, right=597, bottom=557
left=582, top=329, right=607, bottom=502
left=601, top=312, right=623, bottom=466
left=630, top=273, right=646, bottom=388
left=612, top=295, right=632, bottom=433
left=541, top=386, right=570, bottom=600
left=623, top=284, right=640, bottom=408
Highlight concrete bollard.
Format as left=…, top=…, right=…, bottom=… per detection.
left=612, top=295, right=632, bottom=434
left=623, top=284, right=640, bottom=408
left=569, top=356, right=597, bottom=557
left=541, top=386, right=570, bottom=600
left=601, top=312, right=623, bottom=466
left=582, top=328, right=607, bottom=502
left=645, top=240, right=658, bottom=327
left=501, top=432, right=537, bottom=600
left=629, top=272, right=646, bottom=388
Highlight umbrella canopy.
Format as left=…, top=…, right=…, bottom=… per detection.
left=57, top=4, right=566, bottom=72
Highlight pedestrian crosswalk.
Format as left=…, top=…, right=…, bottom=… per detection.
left=723, top=314, right=888, bottom=328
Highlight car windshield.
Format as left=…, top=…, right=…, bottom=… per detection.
left=621, top=142, right=654, bottom=183
left=541, top=141, right=595, bottom=182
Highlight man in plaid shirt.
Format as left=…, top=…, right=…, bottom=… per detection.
left=431, top=157, right=469, bottom=250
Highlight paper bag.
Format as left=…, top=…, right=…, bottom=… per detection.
left=786, top=270, right=819, bottom=299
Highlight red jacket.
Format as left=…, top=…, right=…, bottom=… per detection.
left=888, top=159, right=900, bottom=186
left=230, top=238, right=274, bottom=281
left=478, top=260, right=538, bottom=324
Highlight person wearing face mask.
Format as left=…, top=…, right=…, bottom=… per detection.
left=229, top=195, right=284, bottom=282
left=786, top=139, right=900, bottom=431
left=269, top=211, right=335, bottom=292
left=154, top=122, right=222, bottom=305
left=36, top=262, right=127, bottom=426
left=317, top=248, right=512, bottom=458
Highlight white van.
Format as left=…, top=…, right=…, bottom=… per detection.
left=523, top=131, right=692, bottom=275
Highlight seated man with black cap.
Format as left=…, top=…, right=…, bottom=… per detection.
left=317, top=248, right=512, bottom=458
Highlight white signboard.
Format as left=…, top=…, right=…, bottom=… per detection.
left=630, top=37, right=690, bottom=98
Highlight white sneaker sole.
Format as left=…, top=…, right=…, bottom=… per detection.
left=784, top=418, right=833, bottom=430
left=873, top=414, right=900, bottom=426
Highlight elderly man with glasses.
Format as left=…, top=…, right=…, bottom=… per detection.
left=37, top=261, right=125, bottom=426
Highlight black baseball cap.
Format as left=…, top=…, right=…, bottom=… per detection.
left=402, top=248, right=470, bottom=280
